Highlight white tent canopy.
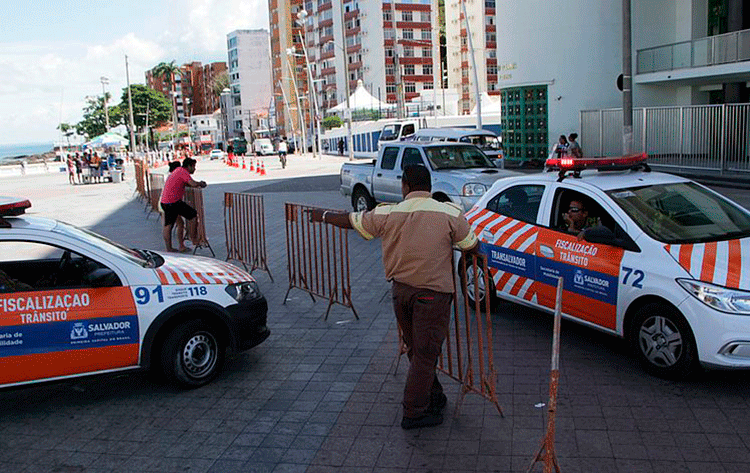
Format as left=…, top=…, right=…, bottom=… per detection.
left=329, top=80, right=395, bottom=113
left=470, top=92, right=502, bottom=115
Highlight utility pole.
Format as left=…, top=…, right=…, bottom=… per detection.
left=339, top=1, right=354, bottom=161
left=100, top=76, right=110, bottom=131
left=622, top=0, right=633, bottom=155
left=461, top=0, right=482, bottom=129
left=390, top=0, right=405, bottom=119
left=125, top=55, right=137, bottom=158
left=297, top=10, right=323, bottom=159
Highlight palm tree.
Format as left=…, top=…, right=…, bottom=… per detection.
left=153, top=61, right=182, bottom=149
left=211, top=72, right=229, bottom=97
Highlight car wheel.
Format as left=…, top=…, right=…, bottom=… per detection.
left=352, top=187, right=375, bottom=211
left=161, top=320, right=224, bottom=387
left=630, top=303, right=698, bottom=379
left=459, top=256, right=497, bottom=311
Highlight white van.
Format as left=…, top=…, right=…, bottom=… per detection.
left=410, top=127, right=504, bottom=168
left=253, top=138, right=275, bottom=156
left=377, top=120, right=420, bottom=150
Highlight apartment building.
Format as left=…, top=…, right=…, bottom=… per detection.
left=145, top=61, right=228, bottom=123
left=226, top=29, right=274, bottom=141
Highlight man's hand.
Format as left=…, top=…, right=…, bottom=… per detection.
left=199, top=181, right=207, bottom=188
left=308, top=209, right=325, bottom=223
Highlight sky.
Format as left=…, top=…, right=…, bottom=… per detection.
left=0, top=0, right=269, bottom=146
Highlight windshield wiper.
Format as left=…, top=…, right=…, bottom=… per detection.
left=134, top=249, right=156, bottom=268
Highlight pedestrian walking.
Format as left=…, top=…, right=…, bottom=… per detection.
left=309, top=165, right=479, bottom=429
left=66, top=154, right=76, bottom=185
left=338, top=138, right=344, bottom=156
left=74, top=152, right=82, bottom=184
left=278, top=137, right=288, bottom=169
left=159, top=157, right=207, bottom=253
left=550, top=135, right=568, bottom=160
left=567, top=133, right=582, bottom=158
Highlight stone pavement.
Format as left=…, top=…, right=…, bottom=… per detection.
left=2, top=156, right=750, bottom=472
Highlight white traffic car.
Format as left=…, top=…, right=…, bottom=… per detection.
left=209, top=149, right=226, bottom=160
left=0, top=198, right=269, bottom=389
left=462, top=155, right=750, bottom=378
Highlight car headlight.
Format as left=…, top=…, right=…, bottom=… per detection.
left=462, top=183, right=487, bottom=197
left=225, top=281, right=262, bottom=302
left=677, top=278, right=750, bottom=314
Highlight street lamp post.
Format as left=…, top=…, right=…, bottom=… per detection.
left=285, top=48, right=307, bottom=156
left=100, top=76, right=110, bottom=131
left=296, top=10, right=323, bottom=159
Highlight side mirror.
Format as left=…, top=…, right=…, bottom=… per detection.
left=85, top=268, right=120, bottom=287
left=581, top=226, right=640, bottom=252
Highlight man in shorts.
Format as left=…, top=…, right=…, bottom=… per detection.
left=160, top=157, right=207, bottom=252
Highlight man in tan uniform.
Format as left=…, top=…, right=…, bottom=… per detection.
left=310, top=165, right=478, bottom=429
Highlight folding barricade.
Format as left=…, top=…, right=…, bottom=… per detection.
left=134, top=160, right=146, bottom=201
left=395, top=253, right=502, bottom=417
left=223, top=192, right=273, bottom=280
left=184, top=187, right=214, bottom=257
left=146, top=172, right=164, bottom=218
left=283, top=202, right=358, bottom=320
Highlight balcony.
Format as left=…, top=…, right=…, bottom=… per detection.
left=636, top=28, right=750, bottom=84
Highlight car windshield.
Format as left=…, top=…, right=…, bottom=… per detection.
left=51, top=221, right=151, bottom=267
left=607, top=182, right=750, bottom=244
left=424, top=145, right=493, bottom=169
left=459, top=134, right=501, bottom=150
left=380, top=125, right=401, bottom=141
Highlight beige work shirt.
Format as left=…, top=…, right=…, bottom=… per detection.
left=350, top=191, right=478, bottom=294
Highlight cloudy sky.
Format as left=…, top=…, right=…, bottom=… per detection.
left=0, top=0, right=269, bottom=145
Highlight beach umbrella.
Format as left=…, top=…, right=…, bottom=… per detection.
left=84, top=131, right=129, bottom=148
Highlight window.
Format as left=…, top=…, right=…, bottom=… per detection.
left=401, top=124, right=416, bottom=137
left=486, top=32, right=496, bottom=43
left=386, top=84, right=396, bottom=93
left=403, top=46, right=414, bottom=57
left=423, top=64, right=433, bottom=75
left=383, top=9, right=392, bottom=21
left=403, top=29, right=414, bottom=40
left=386, top=65, right=395, bottom=75
left=487, top=64, right=497, bottom=75
left=421, top=11, right=431, bottom=22
left=403, top=64, right=415, bottom=75
left=421, top=29, right=431, bottom=40
left=486, top=185, right=545, bottom=224
left=380, top=147, right=399, bottom=170
left=402, top=11, right=413, bottom=21
left=423, top=82, right=434, bottom=90
left=422, top=47, right=432, bottom=57
left=401, top=148, right=424, bottom=169
left=384, top=28, right=395, bottom=40
left=385, top=48, right=394, bottom=57
left=485, top=0, right=496, bottom=6
left=405, top=83, right=416, bottom=93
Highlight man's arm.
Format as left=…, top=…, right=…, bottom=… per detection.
left=309, top=209, right=353, bottom=229
left=187, top=177, right=207, bottom=188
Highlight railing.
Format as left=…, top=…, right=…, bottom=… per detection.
left=580, top=104, right=750, bottom=173
left=224, top=193, right=273, bottom=280
left=637, top=28, right=750, bottom=74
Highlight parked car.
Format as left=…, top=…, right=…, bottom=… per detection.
left=0, top=197, right=270, bottom=389
left=209, top=149, right=226, bottom=160
left=463, top=154, right=750, bottom=378
left=340, top=142, right=518, bottom=212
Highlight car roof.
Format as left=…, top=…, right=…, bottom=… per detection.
left=413, top=127, right=497, bottom=138
left=380, top=141, right=484, bottom=149
left=498, top=168, right=691, bottom=191
left=0, top=215, right=58, bottom=232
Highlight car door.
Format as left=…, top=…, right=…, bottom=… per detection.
left=469, top=184, right=546, bottom=305
left=0, top=240, right=139, bottom=386
left=533, top=185, right=628, bottom=331
left=372, top=146, right=403, bottom=202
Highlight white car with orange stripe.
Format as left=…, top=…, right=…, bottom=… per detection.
left=0, top=197, right=269, bottom=389
left=462, top=155, right=750, bottom=378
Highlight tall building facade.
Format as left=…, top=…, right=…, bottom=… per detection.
left=227, top=29, right=274, bottom=140
left=145, top=61, right=228, bottom=123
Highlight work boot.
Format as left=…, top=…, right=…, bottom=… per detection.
left=401, top=412, right=443, bottom=430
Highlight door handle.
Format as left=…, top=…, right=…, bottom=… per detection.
left=397, top=175, right=401, bottom=179
left=376, top=173, right=382, bottom=177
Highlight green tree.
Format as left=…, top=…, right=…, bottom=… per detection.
left=75, top=94, right=123, bottom=139
left=153, top=61, right=183, bottom=145
left=119, top=84, right=172, bottom=128
left=211, top=71, right=230, bottom=97
left=322, top=115, right=343, bottom=130
left=57, top=122, right=75, bottom=148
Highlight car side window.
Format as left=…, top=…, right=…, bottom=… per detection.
left=401, top=148, right=425, bottom=169
left=381, top=147, right=399, bottom=170
left=486, top=185, right=545, bottom=224
left=551, top=189, right=617, bottom=235
left=401, top=124, right=415, bottom=138
left=0, top=241, right=120, bottom=292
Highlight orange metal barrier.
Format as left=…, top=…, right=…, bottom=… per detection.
left=184, top=187, right=214, bottom=257
left=395, top=252, right=502, bottom=417
left=283, top=203, right=358, bottom=320
left=134, top=160, right=147, bottom=201
left=147, top=172, right=164, bottom=218
left=223, top=192, right=273, bottom=281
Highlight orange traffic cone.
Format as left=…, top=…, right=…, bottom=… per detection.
left=242, top=156, right=246, bottom=169
left=260, top=160, right=266, bottom=176
left=250, top=158, right=255, bottom=172
left=256, top=158, right=261, bottom=174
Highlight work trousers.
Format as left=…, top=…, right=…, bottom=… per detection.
left=392, top=281, right=452, bottom=418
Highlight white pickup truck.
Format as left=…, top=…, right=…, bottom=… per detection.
left=340, top=142, right=518, bottom=211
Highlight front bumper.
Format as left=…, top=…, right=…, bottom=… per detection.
left=226, top=296, right=270, bottom=352
left=679, top=296, right=750, bottom=369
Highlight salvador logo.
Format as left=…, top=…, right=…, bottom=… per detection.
left=574, top=269, right=585, bottom=286
left=70, top=322, right=88, bottom=340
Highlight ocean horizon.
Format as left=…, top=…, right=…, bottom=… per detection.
left=0, top=142, right=54, bottom=163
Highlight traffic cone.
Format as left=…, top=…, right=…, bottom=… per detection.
left=260, top=160, right=266, bottom=176
left=250, top=158, right=255, bottom=172
left=256, top=158, right=261, bottom=174
left=242, top=156, right=246, bottom=169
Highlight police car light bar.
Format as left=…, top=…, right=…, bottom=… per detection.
left=0, top=197, right=31, bottom=217
left=546, top=154, right=650, bottom=181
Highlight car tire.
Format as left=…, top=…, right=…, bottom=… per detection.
left=161, top=320, right=224, bottom=387
left=458, top=256, right=497, bottom=312
left=352, top=187, right=376, bottom=212
left=630, top=303, right=698, bottom=379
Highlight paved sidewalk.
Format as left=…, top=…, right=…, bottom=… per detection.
left=2, top=159, right=750, bottom=472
